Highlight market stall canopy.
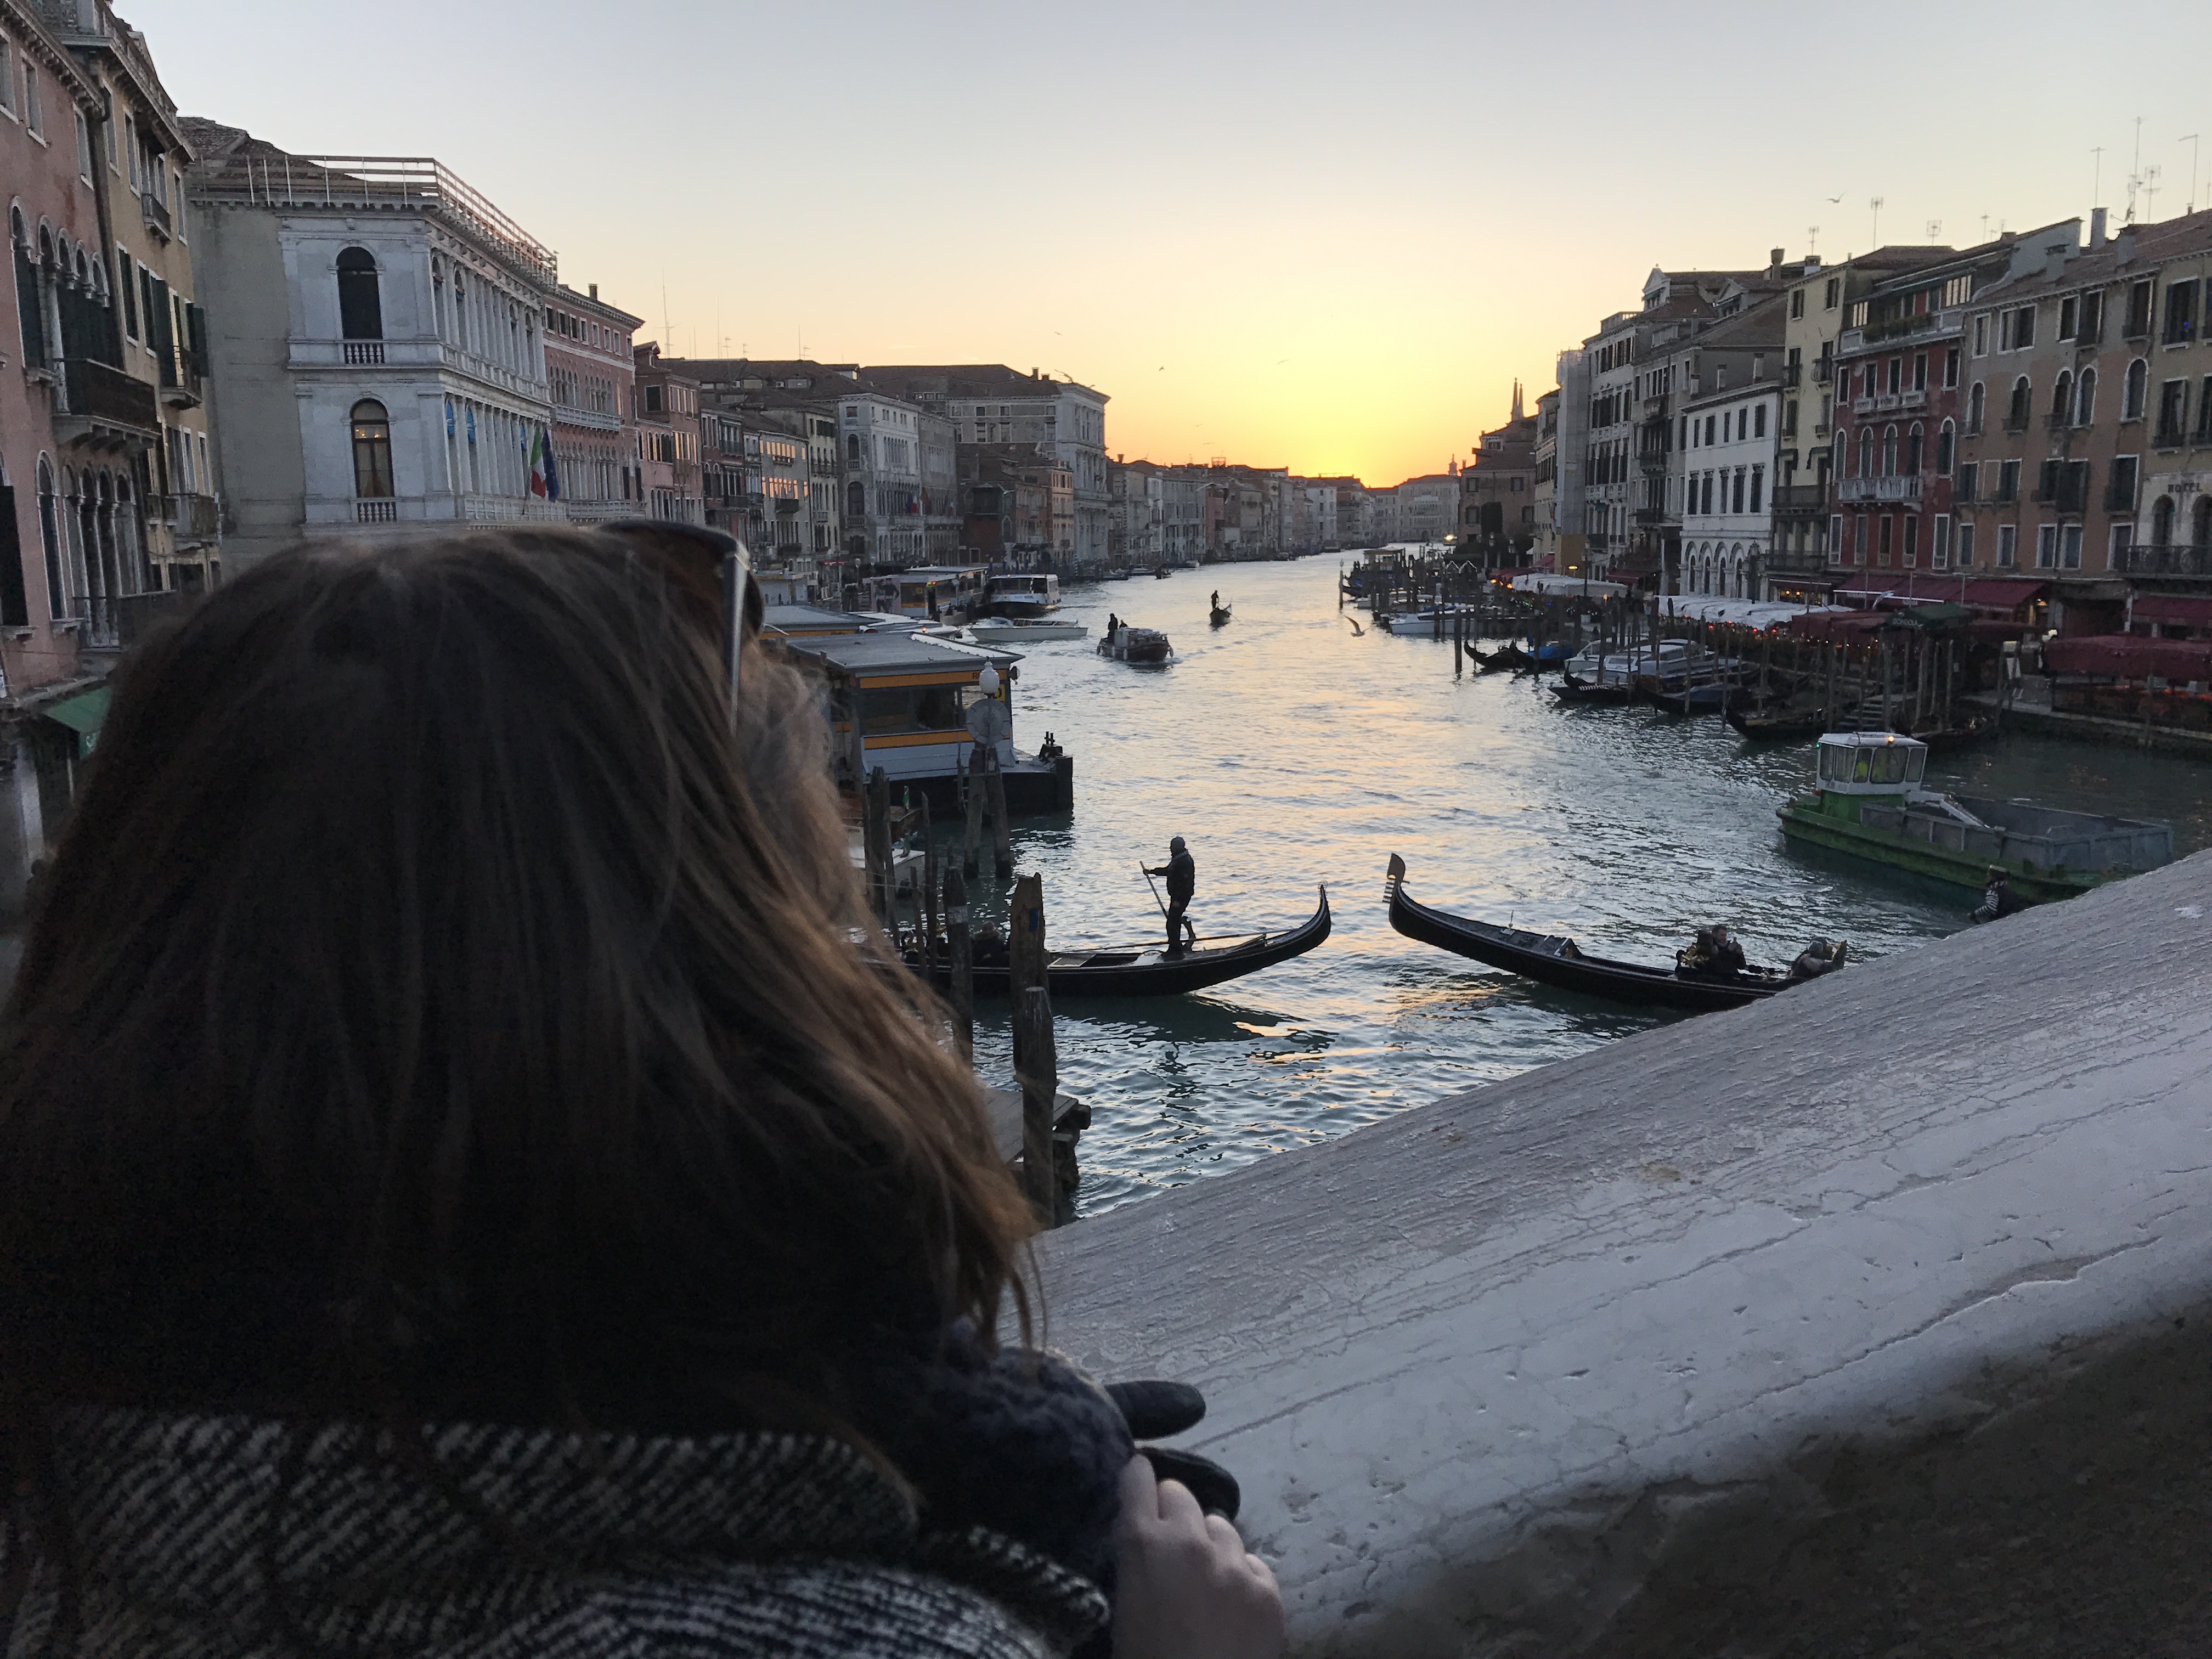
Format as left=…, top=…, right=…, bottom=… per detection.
left=40, top=685, right=109, bottom=758
left=2044, top=634, right=2212, bottom=681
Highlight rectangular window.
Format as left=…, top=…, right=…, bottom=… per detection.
left=1914, top=353, right=1928, bottom=393
left=2125, top=279, right=2154, bottom=338
left=124, top=116, right=138, bottom=189
left=1944, top=347, right=1960, bottom=388
left=1878, top=515, right=1893, bottom=566
left=1791, top=289, right=1805, bottom=319
left=2014, top=306, right=2035, bottom=349
left=1754, top=404, right=1767, bottom=438
left=2079, top=290, right=2104, bottom=344
left=1973, top=314, right=1989, bottom=356
left=1825, top=278, right=1840, bottom=311
left=2059, top=296, right=2077, bottom=339
left=1849, top=300, right=1870, bottom=328
left=2109, top=523, right=2132, bottom=567
left=0, top=38, right=13, bottom=117
left=2035, top=524, right=2057, bottom=568
left=1854, top=515, right=1868, bottom=566
left=139, top=266, right=156, bottom=353
left=2163, top=278, right=2198, bottom=346
left=74, top=109, right=91, bottom=179
left=1830, top=514, right=1845, bottom=562
left=1943, top=274, right=1972, bottom=309
left=1957, top=522, right=1977, bottom=567
left=2061, top=524, right=2083, bottom=569
left=1959, top=461, right=1979, bottom=503
left=1933, top=514, right=1952, bottom=571
left=118, top=249, right=138, bottom=338
left=2199, top=378, right=2212, bottom=442
left=2157, top=380, right=2189, bottom=445
left=1996, top=524, right=2017, bottom=567
left=2107, top=454, right=2138, bottom=512
left=1998, top=459, right=2020, bottom=503
left=1750, top=466, right=1764, bottom=514
left=24, top=60, right=41, bottom=136
left=1888, top=358, right=1901, bottom=396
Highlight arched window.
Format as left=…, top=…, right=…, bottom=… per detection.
left=452, top=272, right=468, bottom=350
left=2075, top=368, right=2096, bottom=426
left=2006, top=376, right=2030, bottom=428
left=1857, top=427, right=1874, bottom=478
left=1936, top=419, right=1955, bottom=475
left=336, top=247, right=383, bottom=341
left=36, top=454, right=64, bottom=622
left=845, top=433, right=862, bottom=465
left=2123, top=358, right=2148, bottom=420
left=350, top=399, right=394, bottom=498
left=1968, top=381, right=1985, bottom=433
left=845, top=479, right=866, bottom=520
left=1882, top=424, right=1899, bottom=475
left=1905, top=423, right=1923, bottom=475
left=2151, top=495, right=2175, bottom=547
left=10, top=208, right=43, bottom=367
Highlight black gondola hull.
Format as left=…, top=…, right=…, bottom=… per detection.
left=926, top=887, right=1330, bottom=997
left=1384, top=858, right=1791, bottom=1012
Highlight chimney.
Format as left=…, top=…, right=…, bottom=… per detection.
left=2117, top=224, right=2138, bottom=263
left=2089, top=207, right=2108, bottom=250
left=588, top=282, right=599, bottom=300
left=1769, top=246, right=1785, bottom=269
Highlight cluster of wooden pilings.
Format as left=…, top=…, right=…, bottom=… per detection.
left=855, top=752, right=1075, bottom=1224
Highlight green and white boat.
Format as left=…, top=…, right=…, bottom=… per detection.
left=1776, top=731, right=2173, bottom=902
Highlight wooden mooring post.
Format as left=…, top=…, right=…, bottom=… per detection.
left=943, top=867, right=973, bottom=1063
left=985, top=746, right=1013, bottom=873
left=865, top=767, right=895, bottom=932
left=961, top=747, right=985, bottom=879
left=1007, top=871, right=1058, bottom=1224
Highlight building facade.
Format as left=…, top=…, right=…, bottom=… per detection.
left=1677, top=375, right=1781, bottom=598
left=544, top=281, right=638, bottom=525
left=631, top=342, right=701, bottom=523
left=838, top=385, right=941, bottom=568
left=185, top=122, right=563, bottom=565
left=862, top=365, right=1110, bottom=566
left=1462, top=383, right=1537, bottom=563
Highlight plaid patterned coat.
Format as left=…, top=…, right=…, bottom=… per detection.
left=2, top=1409, right=1110, bottom=1658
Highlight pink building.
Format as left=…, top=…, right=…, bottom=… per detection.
left=2, top=7, right=131, bottom=922
left=544, top=281, right=641, bottom=524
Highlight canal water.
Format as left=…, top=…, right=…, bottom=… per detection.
left=952, top=558, right=2212, bottom=1218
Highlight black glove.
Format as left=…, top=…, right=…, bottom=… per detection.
left=1103, top=1379, right=1241, bottom=1522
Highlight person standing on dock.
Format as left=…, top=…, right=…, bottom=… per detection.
left=1148, top=836, right=1198, bottom=957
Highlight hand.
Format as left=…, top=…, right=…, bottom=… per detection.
left=1112, top=1455, right=1284, bottom=1659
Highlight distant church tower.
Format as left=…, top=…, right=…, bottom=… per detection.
left=1510, top=378, right=1525, bottom=421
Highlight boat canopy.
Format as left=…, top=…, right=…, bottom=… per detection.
left=1815, top=730, right=1928, bottom=793
left=1668, top=598, right=1852, bottom=630
left=1511, top=573, right=1629, bottom=599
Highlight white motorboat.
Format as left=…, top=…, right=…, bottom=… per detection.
left=967, top=616, right=1091, bottom=645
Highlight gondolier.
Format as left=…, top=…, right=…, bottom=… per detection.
left=1147, top=836, right=1198, bottom=957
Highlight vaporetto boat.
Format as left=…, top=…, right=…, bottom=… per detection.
left=966, top=616, right=1090, bottom=645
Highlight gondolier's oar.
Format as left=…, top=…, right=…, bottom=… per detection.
left=1141, top=866, right=1171, bottom=923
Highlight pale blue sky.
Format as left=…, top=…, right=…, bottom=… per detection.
left=132, top=0, right=2212, bottom=481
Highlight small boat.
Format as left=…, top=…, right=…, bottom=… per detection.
left=1099, top=624, right=1173, bottom=664
left=921, top=887, right=1331, bottom=997
left=1210, top=605, right=1232, bottom=628
left=1385, top=856, right=1829, bottom=1013
left=981, top=573, right=1062, bottom=619
left=1776, top=731, right=2174, bottom=900
left=1551, top=672, right=1636, bottom=706
left=967, top=616, right=1090, bottom=645
left=1154, top=566, right=1173, bottom=579
left=1469, top=645, right=1528, bottom=673
left=1514, top=641, right=1571, bottom=675
left=1643, top=674, right=1736, bottom=715
left=1105, top=568, right=1133, bottom=582
left=1908, top=712, right=1995, bottom=751
left=1726, top=700, right=1830, bottom=741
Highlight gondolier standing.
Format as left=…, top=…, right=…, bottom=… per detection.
left=1147, top=836, right=1198, bottom=957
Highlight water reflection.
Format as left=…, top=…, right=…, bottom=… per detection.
left=946, top=561, right=2212, bottom=1217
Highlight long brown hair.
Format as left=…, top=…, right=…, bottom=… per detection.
left=0, top=528, right=1032, bottom=1450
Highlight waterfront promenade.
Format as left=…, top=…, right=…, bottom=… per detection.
left=1037, top=848, right=2212, bottom=1655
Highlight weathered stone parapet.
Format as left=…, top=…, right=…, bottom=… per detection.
left=1038, top=853, right=2212, bottom=1655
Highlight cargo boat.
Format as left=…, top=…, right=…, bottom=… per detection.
left=1775, top=731, right=2172, bottom=901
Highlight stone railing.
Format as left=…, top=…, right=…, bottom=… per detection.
left=1039, top=853, right=2212, bottom=1655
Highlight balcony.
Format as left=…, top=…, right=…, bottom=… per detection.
left=1634, top=506, right=1671, bottom=526
left=1836, top=475, right=1923, bottom=504
left=159, top=345, right=203, bottom=409
left=1837, top=309, right=1964, bottom=356
left=2153, top=425, right=2188, bottom=451
left=1853, top=397, right=1876, bottom=416
left=343, top=341, right=386, bottom=366
left=170, top=492, right=221, bottom=543
left=140, top=191, right=171, bottom=242
left=54, top=357, right=162, bottom=449
left=1814, top=359, right=1834, bottom=383
left=1774, top=482, right=1827, bottom=516
left=1642, top=392, right=1669, bottom=417
left=1899, top=388, right=1928, bottom=410
left=1638, top=449, right=1670, bottom=475
left=1781, top=362, right=1802, bottom=388
left=2113, top=541, right=2212, bottom=577
left=2046, top=411, right=2072, bottom=431
left=2001, top=412, right=2032, bottom=435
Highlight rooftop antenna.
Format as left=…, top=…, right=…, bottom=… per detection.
left=661, top=273, right=671, bottom=353
left=2125, top=117, right=2143, bottom=223
left=1808, top=223, right=1820, bottom=255
left=2185, top=135, right=2202, bottom=215
left=1979, top=213, right=1990, bottom=240
left=1869, top=196, right=1884, bottom=245
left=2144, top=163, right=2164, bottom=221
left=2092, top=146, right=2104, bottom=210
left=1926, top=219, right=1941, bottom=242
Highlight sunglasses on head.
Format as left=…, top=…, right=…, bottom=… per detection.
left=599, top=520, right=763, bottom=708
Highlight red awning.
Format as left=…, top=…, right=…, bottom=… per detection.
left=2130, top=594, right=2212, bottom=628
left=1784, top=610, right=1893, bottom=643
left=2045, top=634, right=2212, bottom=680
left=1830, top=574, right=2048, bottom=612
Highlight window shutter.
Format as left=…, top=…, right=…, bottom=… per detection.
left=2037, top=459, right=2059, bottom=500
left=187, top=302, right=208, bottom=375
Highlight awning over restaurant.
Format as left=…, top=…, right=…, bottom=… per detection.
left=40, top=685, right=110, bottom=758
left=2045, top=634, right=2212, bottom=681
left=2129, top=593, right=2212, bottom=629
left=1666, top=597, right=1852, bottom=629
left=1783, top=610, right=1893, bottom=643
left=1831, top=575, right=2049, bottom=612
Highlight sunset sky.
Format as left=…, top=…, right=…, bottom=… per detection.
left=133, top=0, right=2210, bottom=486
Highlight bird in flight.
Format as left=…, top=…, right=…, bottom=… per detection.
left=1827, top=194, right=1844, bottom=203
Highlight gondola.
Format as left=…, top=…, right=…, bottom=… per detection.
left=916, top=886, right=1329, bottom=997
left=1550, top=672, right=1636, bottom=706
left=1470, top=644, right=1530, bottom=673
left=1210, top=605, right=1232, bottom=628
left=1384, top=856, right=1828, bottom=1012
left=1908, top=712, right=1995, bottom=751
